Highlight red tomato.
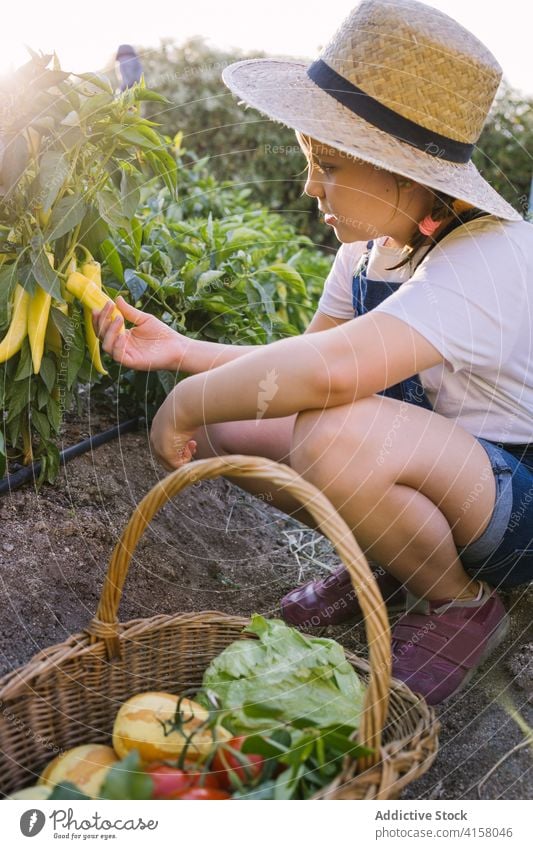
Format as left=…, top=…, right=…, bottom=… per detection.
left=146, top=765, right=193, bottom=799
left=177, top=787, right=231, bottom=800
left=183, top=768, right=221, bottom=791
left=211, top=737, right=264, bottom=790
left=146, top=763, right=221, bottom=799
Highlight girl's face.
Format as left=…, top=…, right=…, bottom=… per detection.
left=300, top=139, right=432, bottom=248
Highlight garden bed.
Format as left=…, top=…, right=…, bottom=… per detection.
left=1, top=401, right=532, bottom=800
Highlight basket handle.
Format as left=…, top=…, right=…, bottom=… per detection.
left=87, top=455, right=391, bottom=761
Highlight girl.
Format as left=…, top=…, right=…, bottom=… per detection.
left=93, top=0, right=533, bottom=706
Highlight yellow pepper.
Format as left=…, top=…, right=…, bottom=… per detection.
left=65, top=271, right=125, bottom=332
left=0, top=284, right=30, bottom=363
left=28, top=253, right=55, bottom=374
left=80, top=260, right=109, bottom=375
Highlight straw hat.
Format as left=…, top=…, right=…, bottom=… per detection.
left=222, top=0, right=522, bottom=221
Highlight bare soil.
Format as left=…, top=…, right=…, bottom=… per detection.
left=1, top=402, right=532, bottom=800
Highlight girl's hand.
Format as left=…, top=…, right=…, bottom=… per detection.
left=92, top=296, right=191, bottom=372
left=150, top=393, right=198, bottom=471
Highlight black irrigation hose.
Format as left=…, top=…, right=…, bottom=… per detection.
left=0, top=416, right=143, bottom=496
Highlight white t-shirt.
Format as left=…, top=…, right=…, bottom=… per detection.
left=317, top=216, right=533, bottom=443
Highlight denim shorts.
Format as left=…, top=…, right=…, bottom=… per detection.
left=457, top=438, right=533, bottom=589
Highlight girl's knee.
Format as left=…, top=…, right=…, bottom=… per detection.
left=291, top=398, right=384, bottom=468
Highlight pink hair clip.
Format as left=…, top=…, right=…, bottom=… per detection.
left=418, top=215, right=441, bottom=236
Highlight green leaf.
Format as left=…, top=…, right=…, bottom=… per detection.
left=66, top=308, right=86, bottom=389
left=241, top=735, right=289, bottom=759
left=41, top=441, right=61, bottom=484
left=232, top=780, right=277, bottom=800
left=145, top=150, right=178, bottom=197
left=97, top=188, right=130, bottom=231
left=39, top=150, right=69, bottom=212
left=201, top=614, right=366, bottom=735
left=37, top=380, right=49, bottom=409
left=48, top=781, right=91, bottom=801
left=14, top=339, right=32, bottom=381
left=226, top=227, right=267, bottom=248
left=133, top=89, right=172, bottom=104
left=274, top=764, right=304, bottom=800
left=196, top=269, right=224, bottom=291
left=31, top=408, right=51, bottom=440
left=75, top=72, right=113, bottom=94
left=319, top=728, right=373, bottom=759
left=120, top=169, right=141, bottom=220
left=46, top=396, right=61, bottom=432
left=39, top=356, right=56, bottom=393
left=124, top=269, right=147, bottom=301
left=1, top=133, right=29, bottom=191
left=108, top=125, right=160, bottom=150
left=135, top=124, right=166, bottom=147
left=0, top=264, right=19, bottom=327
left=100, top=238, right=124, bottom=284
left=131, top=218, right=143, bottom=265
left=79, top=205, right=110, bottom=256
left=30, top=249, right=62, bottom=299
left=159, top=251, right=172, bottom=277
left=48, top=194, right=87, bottom=241
left=241, top=703, right=284, bottom=721
left=99, top=751, right=154, bottom=800
left=261, top=263, right=306, bottom=295
left=6, top=378, right=30, bottom=421
left=130, top=270, right=161, bottom=292
left=50, top=305, right=73, bottom=341
left=78, top=90, right=114, bottom=120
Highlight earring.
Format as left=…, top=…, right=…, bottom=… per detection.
left=418, top=214, right=441, bottom=236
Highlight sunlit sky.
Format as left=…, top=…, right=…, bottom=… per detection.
left=1, top=0, right=532, bottom=96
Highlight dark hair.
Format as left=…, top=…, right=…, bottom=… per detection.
left=294, top=131, right=486, bottom=271
left=387, top=186, right=485, bottom=271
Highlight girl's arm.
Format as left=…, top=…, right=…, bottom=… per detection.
left=171, top=311, right=444, bottom=428
left=177, top=309, right=349, bottom=373
left=94, top=299, right=345, bottom=375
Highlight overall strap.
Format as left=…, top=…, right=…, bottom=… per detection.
left=351, top=240, right=373, bottom=314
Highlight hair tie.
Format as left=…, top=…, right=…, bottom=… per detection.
left=418, top=214, right=441, bottom=236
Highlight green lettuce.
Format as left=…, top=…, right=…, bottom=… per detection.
left=200, top=614, right=365, bottom=733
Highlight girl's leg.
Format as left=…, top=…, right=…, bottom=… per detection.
left=290, top=394, right=497, bottom=601
left=190, top=415, right=320, bottom=530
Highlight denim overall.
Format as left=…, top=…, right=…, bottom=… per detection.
left=350, top=232, right=533, bottom=589
left=351, top=240, right=433, bottom=410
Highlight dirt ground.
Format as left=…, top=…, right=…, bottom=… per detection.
left=1, top=402, right=532, bottom=800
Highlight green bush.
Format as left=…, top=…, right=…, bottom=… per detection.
left=102, top=139, right=334, bottom=421
left=118, top=37, right=338, bottom=251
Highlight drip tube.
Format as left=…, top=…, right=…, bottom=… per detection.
left=0, top=417, right=142, bottom=496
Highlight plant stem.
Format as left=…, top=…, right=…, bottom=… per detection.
left=21, top=413, right=33, bottom=465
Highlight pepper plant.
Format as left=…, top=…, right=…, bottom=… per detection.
left=0, top=55, right=333, bottom=485
left=0, top=52, right=176, bottom=481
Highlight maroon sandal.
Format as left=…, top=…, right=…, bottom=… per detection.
left=391, top=581, right=510, bottom=705
left=280, top=564, right=406, bottom=627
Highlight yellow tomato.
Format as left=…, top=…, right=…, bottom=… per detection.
left=38, top=744, right=118, bottom=798
left=7, top=785, right=51, bottom=800
left=112, top=691, right=230, bottom=764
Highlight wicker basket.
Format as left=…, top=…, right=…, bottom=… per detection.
left=0, top=455, right=439, bottom=799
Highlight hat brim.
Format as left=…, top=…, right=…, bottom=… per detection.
left=222, top=59, right=522, bottom=222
